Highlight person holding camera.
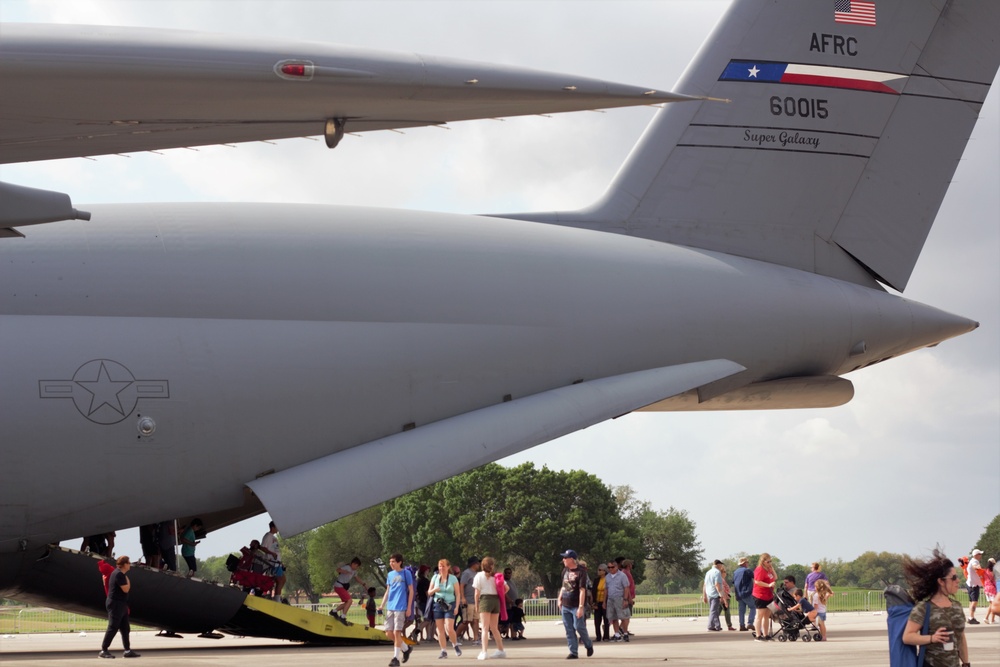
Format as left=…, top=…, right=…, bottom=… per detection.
left=428, top=558, right=462, bottom=658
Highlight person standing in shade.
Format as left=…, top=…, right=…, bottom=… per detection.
left=378, top=553, right=414, bottom=667
left=179, top=518, right=203, bottom=578
left=99, top=555, right=140, bottom=659
left=260, top=521, right=287, bottom=602
left=733, top=557, right=756, bottom=632
left=558, top=549, right=594, bottom=659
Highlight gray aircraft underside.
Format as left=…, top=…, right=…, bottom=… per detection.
left=1, top=0, right=999, bottom=598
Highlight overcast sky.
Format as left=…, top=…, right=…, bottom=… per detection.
left=3, top=0, right=997, bottom=570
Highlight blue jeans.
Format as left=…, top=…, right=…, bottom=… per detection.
left=738, top=596, right=756, bottom=628
left=560, top=606, right=593, bottom=656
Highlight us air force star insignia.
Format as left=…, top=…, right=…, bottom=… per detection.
left=39, top=359, right=169, bottom=425
left=748, top=65, right=760, bottom=78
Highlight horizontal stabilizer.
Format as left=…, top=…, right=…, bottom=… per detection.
left=248, top=359, right=744, bottom=536
left=0, top=23, right=695, bottom=165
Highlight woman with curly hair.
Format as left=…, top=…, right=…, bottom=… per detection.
left=901, top=549, right=969, bottom=667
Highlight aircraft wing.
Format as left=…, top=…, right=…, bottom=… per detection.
left=0, top=23, right=694, bottom=165
left=248, top=359, right=745, bottom=537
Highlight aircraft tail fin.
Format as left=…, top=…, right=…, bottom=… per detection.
left=503, top=0, right=1000, bottom=292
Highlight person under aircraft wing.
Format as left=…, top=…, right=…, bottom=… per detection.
left=0, top=23, right=696, bottom=166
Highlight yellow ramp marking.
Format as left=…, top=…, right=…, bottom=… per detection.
left=242, top=595, right=389, bottom=642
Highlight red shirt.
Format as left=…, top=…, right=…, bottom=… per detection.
left=752, top=566, right=775, bottom=601
left=98, top=560, right=116, bottom=596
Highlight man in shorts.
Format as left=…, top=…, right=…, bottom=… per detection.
left=458, top=556, right=481, bottom=645
left=968, top=548, right=984, bottom=624
left=379, top=553, right=414, bottom=667
left=331, top=557, right=366, bottom=622
left=604, top=560, right=631, bottom=642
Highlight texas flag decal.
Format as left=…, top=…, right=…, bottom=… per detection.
left=719, top=61, right=906, bottom=95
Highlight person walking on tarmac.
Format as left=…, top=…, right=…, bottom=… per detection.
left=99, top=555, right=140, bottom=659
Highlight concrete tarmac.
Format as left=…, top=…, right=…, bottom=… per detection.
left=2, top=612, right=998, bottom=666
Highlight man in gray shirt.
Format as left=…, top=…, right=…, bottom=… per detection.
left=603, top=560, right=631, bottom=641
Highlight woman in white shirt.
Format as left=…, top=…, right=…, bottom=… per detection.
left=473, top=556, right=509, bottom=659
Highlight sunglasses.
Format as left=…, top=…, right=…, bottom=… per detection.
left=942, top=574, right=959, bottom=581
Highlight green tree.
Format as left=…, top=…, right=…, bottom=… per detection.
left=636, top=507, right=702, bottom=577
left=380, top=480, right=469, bottom=568
left=195, top=554, right=232, bottom=585
left=846, top=551, right=905, bottom=589
left=282, top=531, right=319, bottom=604
left=974, top=514, right=1000, bottom=561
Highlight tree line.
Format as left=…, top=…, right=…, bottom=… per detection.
left=194, top=462, right=701, bottom=602
left=188, top=469, right=999, bottom=602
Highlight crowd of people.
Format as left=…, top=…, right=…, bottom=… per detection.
left=88, top=519, right=998, bottom=666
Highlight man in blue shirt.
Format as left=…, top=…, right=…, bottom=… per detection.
left=732, top=557, right=755, bottom=631
left=703, top=560, right=725, bottom=632
left=379, top=553, right=414, bottom=667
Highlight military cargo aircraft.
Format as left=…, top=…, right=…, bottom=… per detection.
left=1, top=0, right=997, bottom=636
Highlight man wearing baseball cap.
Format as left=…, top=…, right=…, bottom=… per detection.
left=968, top=548, right=984, bottom=624
left=559, top=550, right=594, bottom=659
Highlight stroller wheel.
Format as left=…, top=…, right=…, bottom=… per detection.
left=789, top=632, right=798, bottom=641
left=802, top=633, right=812, bottom=642
left=777, top=634, right=787, bottom=642
left=813, top=633, right=823, bottom=642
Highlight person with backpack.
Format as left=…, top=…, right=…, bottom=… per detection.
left=901, top=549, right=969, bottom=667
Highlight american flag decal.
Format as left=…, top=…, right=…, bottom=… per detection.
left=835, top=0, right=876, bottom=26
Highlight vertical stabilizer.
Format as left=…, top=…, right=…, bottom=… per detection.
left=503, top=0, right=1000, bottom=292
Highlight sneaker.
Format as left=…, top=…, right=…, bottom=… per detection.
left=402, top=647, right=412, bottom=663
left=98, top=651, right=115, bottom=659
left=491, top=650, right=506, bottom=659
left=740, top=626, right=748, bottom=632
left=566, top=655, right=578, bottom=660
left=586, top=645, right=594, bottom=657
left=477, top=651, right=487, bottom=660
left=611, top=634, right=621, bottom=642
left=968, top=618, right=980, bottom=625
left=439, top=650, right=448, bottom=659
left=454, top=644, right=462, bottom=657
left=122, top=650, right=141, bottom=658
left=622, top=633, right=629, bottom=643
left=728, top=626, right=736, bottom=631
left=389, top=659, right=401, bottom=667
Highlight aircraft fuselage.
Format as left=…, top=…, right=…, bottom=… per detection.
left=0, top=202, right=975, bottom=552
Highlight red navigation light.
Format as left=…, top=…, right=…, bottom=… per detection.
left=281, top=63, right=307, bottom=77
left=274, top=60, right=315, bottom=81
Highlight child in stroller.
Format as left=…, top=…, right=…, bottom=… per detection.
left=768, top=586, right=823, bottom=642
